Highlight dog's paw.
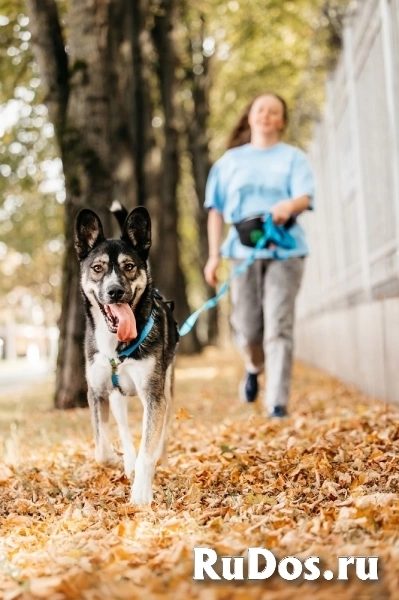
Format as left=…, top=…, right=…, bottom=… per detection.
left=123, top=452, right=136, bottom=479
left=129, top=483, right=153, bottom=506
left=95, top=449, right=121, bottom=469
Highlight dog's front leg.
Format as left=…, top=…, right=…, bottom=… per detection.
left=130, top=396, right=166, bottom=505
left=109, top=389, right=136, bottom=478
left=88, top=388, right=120, bottom=468
left=154, top=362, right=175, bottom=465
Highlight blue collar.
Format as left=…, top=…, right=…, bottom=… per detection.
left=109, top=307, right=157, bottom=388
left=118, top=308, right=156, bottom=359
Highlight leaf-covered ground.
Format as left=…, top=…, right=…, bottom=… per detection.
left=1, top=347, right=399, bottom=599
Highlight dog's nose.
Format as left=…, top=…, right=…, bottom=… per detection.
left=107, top=286, right=125, bottom=302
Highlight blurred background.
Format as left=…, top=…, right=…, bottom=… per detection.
left=296, top=0, right=399, bottom=404
left=0, top=0, right=397, bottom=406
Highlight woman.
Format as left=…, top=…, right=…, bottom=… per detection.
left=204, top=93, right=314, bottom=418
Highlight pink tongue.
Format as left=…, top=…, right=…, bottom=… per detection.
left=108, top=303, right=137, bottom=342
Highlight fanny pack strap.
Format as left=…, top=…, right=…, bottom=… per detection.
left=179, top=214, right=295, bottom=336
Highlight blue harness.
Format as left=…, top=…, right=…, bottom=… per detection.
left=109, top=308, right=157, bottom=388
left=108, top=214, right=295, bottom=387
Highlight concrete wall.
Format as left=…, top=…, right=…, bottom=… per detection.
left=295, top=0, right=399, bottom=402
left=295, top=297, right=399, bottom=403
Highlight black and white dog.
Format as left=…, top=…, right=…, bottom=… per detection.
left=74, top=206, right=179, bottom=504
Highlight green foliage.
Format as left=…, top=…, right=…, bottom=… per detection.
left=0, top=0, right=32, bottom=100
left=197, top=0, right=349, bottom=156
left=0, top=0, right=350, bottom=325
left=177, top=0, right=349, bottom=308
left=0, top=0, right=63, bottom=323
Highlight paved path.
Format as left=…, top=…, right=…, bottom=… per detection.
left=0, top=359, right=53, bottom=394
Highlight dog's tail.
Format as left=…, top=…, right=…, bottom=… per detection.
left=110, top=200, right=128, bottom=231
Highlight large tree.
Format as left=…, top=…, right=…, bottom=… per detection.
left=24, top=0, right=199, bottom=408
left=0, top=0, right=349, bottom=406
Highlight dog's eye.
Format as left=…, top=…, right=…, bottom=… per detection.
left=91, top=265, right=103, bottom=273
left=125, top=264, right=136, bottom=273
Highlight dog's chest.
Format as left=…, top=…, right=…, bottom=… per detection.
left=93, top=321, right=118, bottom=357
left=86, top=351, right=156, bottom=397
left=116, top=358, right=155, bottom=396
left=87, top=316, right=157, bottom=396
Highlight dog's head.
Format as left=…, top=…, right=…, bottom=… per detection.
left=74, top=207, right=151, bottom=343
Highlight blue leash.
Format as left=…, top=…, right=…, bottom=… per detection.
left=108, top=214, right=295, bottom=387
left=179, top=215, right=296, bottom=337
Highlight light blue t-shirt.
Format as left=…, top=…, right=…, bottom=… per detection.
left=204, top=142, right=314, bottom=259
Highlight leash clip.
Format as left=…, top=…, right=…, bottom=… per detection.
left=109, top=357, right=121, bottom=387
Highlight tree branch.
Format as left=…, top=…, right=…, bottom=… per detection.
left=25, top=0, right=69, bottom=138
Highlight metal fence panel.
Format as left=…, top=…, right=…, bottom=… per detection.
left=298, top=0, right=399, bottom=319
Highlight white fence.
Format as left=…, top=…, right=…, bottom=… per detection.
left=296, top=0, right=399, bottom=402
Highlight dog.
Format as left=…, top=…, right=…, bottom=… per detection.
left=74, top=206, right=179, bottom=504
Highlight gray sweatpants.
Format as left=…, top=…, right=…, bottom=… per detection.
left=230, top=257, right=304, bottom=411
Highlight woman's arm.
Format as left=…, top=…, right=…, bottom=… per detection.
left=204, top=209, right=224, bottom=287
left=271, top=194, right=311, bottom=225
left=207, top=208, right=224, bottom=257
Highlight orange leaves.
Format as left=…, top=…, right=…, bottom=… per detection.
left=174, top=407, right=193, bottom=421
left=0, top=348, right=399, bottom=598
left=113, top=520, right=139, bottom=538
left=0, top=464, right=14, bottom=483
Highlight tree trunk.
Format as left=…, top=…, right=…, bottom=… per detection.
left=182, top=15, right=218, bottom=344
left=26, top=0, right=139, bottom=407
left=131, top=0, right=163, bottom=267
left=187, top=83, right=219, bottom=345
left=26, top=0, right=201, bottom=408
left=60, top=1, right=116, bottom=407
left=108, top=0, right=138, bottom=218
left=152, top=0, right=200, bottom=354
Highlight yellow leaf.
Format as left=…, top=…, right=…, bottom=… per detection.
left=175, top=407, right=193, bottom=421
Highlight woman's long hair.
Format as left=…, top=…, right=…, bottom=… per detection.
left=226, top=93, right=289, bottom=150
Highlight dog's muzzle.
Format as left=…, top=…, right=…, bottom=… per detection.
left=104, top=285, right=125, bottom=304
left=94, top=292, right=137, bottom=342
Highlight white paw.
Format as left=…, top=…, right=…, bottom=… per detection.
left=129, top=481, right=153, bottom=505
left=123, top=452, right=136, bottom=478
left=95, top=448, right=120, bottom=468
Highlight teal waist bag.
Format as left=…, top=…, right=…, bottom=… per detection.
left=234, top=214, right=296, bottom=248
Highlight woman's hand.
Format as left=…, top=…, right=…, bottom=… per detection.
left=204, top=256, right=220, bottom=287
left=270, top=199, right=294, bottom=225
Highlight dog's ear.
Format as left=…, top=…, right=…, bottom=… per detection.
left=75, top=209, right=106, bottom=260
left=122, top=206, right=151, bottom=260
